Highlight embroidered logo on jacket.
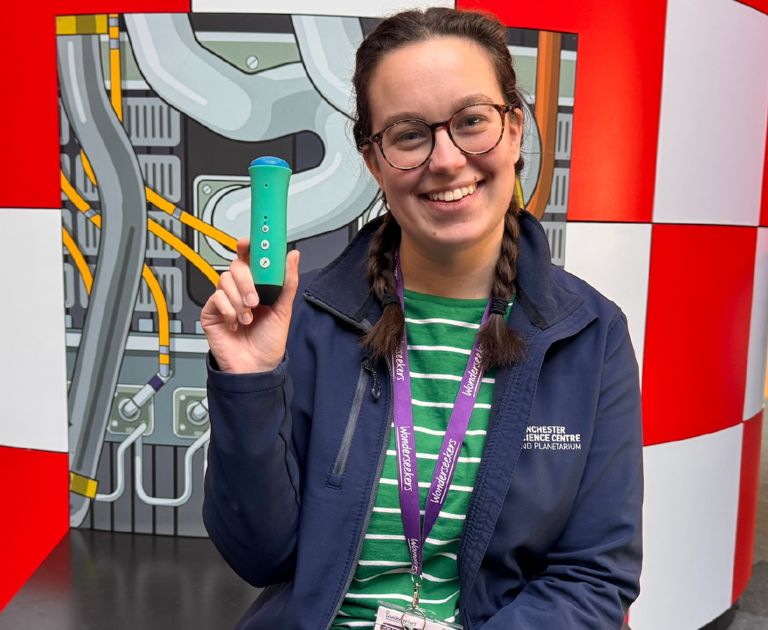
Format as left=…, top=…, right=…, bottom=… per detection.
left=523, top=425, right=582, bottom=450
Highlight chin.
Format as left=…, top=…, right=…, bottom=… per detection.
left=418, top=224, right=491, bottom=251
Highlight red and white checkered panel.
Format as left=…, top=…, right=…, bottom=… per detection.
left=653, top=0, right=768, bottom=226
left=631, top=424, right=743, bottom=629
left=744, top=229, right=768, bottom=421
left=563, top=223, right=652, bottom=375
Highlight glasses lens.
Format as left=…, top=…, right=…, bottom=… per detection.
left=450, top=105, right=503, bottom=154
left=381, top=121, right=433, bottom=169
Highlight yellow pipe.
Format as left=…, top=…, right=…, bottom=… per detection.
left=147, top=218, right=220, bottom=286
left=109, top=14, right=123, bottom=122
left=81, top=150, right=97, bottom=187
left=61, top=170, right=219, bottom=286
left=146, top=188, right=238, bottom=252
left=62, top=227, right=93, bottom=294
left=61, top=171, right=90, bottom=213
left=142, top=264, right=170, bottom=350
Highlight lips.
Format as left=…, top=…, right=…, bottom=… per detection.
left=425, top=182, right=480, bottom=202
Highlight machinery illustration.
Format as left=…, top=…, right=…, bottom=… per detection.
left=58, top=13, right=576, bottom=535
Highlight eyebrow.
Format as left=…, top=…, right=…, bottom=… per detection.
left=378, top=93, right=497, bottom=130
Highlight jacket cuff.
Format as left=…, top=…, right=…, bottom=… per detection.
left=206, top=351, right=288, bottom=394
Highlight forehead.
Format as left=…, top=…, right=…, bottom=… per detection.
left=367, top=38, right=503, bottom=128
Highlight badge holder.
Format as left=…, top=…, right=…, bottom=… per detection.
left=374, top=576, right=463, bottom=630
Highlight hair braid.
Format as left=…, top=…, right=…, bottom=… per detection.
left=477, top=204, right=526, bottom=370
left=361, top=212, right=405, bottom=359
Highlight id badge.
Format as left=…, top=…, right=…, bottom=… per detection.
left=374, top=602, right=463, bottom=630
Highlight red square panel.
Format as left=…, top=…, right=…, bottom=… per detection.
left=733, top=410, right=763, bottom=604
left=0, top=446, right=69, bottom=611
left=462, top=0, right=667, bottom=223
left=642, top=224, right=757, bottom=445
left=0, top=0, right=190, bottom=209
left=737, top=1, right=768, bottom=15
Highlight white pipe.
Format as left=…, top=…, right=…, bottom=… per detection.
left=125, top=13, right=378, bottom=242
left=134, top=428, right=210, bottom=507
left=187, top=397, right=209, bottom=424
left=94, top=422, right=148, bottom=502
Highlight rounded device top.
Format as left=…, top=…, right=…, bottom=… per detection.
left=250, top=156, right=290, bottom=168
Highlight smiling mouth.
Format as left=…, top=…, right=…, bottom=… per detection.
left=424, top=182, right=481, bottom=202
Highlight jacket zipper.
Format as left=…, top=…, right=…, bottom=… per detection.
left=302, top=291, right=392, bottom=630
left=330, top=360, right=372, bottom=481
left=323, top=355, right=394, bottom=630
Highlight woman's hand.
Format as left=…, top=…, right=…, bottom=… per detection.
left=201, top=238, right=300, bottom=374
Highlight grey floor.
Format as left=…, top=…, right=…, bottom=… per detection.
left=2, top=419, right=768, bottom=629
left=0, top=530, right=261, bottom=630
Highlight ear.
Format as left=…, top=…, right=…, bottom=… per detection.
left=509, top=107, right=524, bottom=159
left=363, top=143, right=386, bottom=191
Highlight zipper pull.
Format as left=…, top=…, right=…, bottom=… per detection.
left=363, top=359, right=381, bottom=400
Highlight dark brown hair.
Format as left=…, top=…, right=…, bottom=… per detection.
left=355, top=7, right=526, bottom=370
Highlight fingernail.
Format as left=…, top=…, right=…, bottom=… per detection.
left=246, top=293, right=258, bottom=307
left=240, top=312, right=252, bottom=325
left=230, top=323, right=238, bottom=332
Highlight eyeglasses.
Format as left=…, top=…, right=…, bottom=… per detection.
left=364, top=103, right=513, bottom=171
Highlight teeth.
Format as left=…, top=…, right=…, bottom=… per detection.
left=427, top=183, right=478, bottom=202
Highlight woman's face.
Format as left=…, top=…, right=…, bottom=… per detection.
left=363, top=37, right=522, bottom=258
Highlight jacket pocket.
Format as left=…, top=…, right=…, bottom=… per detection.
left=327, top=360, right=374, bottom=489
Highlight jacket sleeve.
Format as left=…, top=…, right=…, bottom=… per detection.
left=482, top=313, right=644, bottom=630
left=202, top=352, right=306, bottom=587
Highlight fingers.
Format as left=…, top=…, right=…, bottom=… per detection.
left=209, top=289, right=239, bottom=331
left=237, top=238, right=250, bottom=264
left=217, top=270, right=252, bottom=327
left=230, top=257, right=259, bottom=308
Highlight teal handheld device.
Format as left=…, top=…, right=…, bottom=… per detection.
left=249, top=156, right=292, bottom=305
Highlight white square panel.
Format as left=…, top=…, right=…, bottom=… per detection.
left=0, top=208, right=69, bottom=453
left=653, top=0, right=768, bottom=226
left=629, top=425, right=743, bottom=630
left=744, top=228, right=768, bottom=420
left=191, top=0, right=454, bottom=16
left=563, top=222, right=651, bottom=375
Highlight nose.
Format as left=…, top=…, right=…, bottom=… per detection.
left=428, top=127, right=466, bottom=175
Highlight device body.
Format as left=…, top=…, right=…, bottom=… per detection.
left=249, top=157, right=291, bottom=305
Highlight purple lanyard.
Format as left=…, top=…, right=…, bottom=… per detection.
left=392, top=255, right=492, bottom=579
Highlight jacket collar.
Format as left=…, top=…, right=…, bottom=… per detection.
left=303, top=210, right=585, bottom=332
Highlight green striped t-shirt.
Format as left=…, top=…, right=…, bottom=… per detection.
left=332, top=289, right=510, bottom=628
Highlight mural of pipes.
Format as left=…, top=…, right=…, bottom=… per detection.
left=58, top=13, right=576, bottom=535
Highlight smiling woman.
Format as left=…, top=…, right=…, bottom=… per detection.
left=201, top=8, right=643, bottom=630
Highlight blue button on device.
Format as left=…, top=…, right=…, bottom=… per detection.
left=250, top=156, right=290, bottom=168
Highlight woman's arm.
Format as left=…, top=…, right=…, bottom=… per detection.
left=203, top=354, right=305, bottom=587
left=481, top=313, right=643, bottom=629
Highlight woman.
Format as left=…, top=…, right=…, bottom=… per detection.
left=201, top=8, right=642, bottom=630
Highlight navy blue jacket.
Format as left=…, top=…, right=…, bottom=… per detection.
left=203, top=211, right=643, bottom=630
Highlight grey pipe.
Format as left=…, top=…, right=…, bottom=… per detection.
left=58, top=35, right=148, bottom=527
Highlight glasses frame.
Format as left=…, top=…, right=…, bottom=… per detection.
left=365, top=103, right=513, bottom=171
